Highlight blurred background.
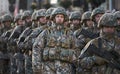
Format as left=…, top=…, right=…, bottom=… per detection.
left=0, top=0, right=120, bottom=16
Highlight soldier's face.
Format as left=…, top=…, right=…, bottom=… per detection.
left=38, top=16, right=47, bottom=24
left=72, top=19, right=80, bottom=25
left=4, top=21, right=11, bottom=27
left=95, top=14, right=103, bottom=23
left=103, top=26, right=115, bottom=34
left=17, top=19, right=24, bottom=25
left=86, top=20, right=93, bottom=27
left=25, top=16, right=32, bottom=23
left=55, top=14, right=64, bottom=24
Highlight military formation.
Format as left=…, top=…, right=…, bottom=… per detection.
left=0, top=7, right=120, bottom=74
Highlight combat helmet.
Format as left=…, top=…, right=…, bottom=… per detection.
left=2, top=14, right=13, bottom=23
left=14, top=14, right=22, bottom=22
left=36, top=9, right=46, bottom=20
left=69, top=11, right=81, bottom=21
left=46, top=7, right=55, bottom=19
left=50, top=7, right=67, bottom=20
left=21, top=10, right=31, bottom=20
left=98, top=13, right=118, bottom=28
left=81, top=11, right=91, bottom=24
left=114, top=11, right=120, bottom=19
left=91, top=8, right=105, bottom=21
left=31, top=11, right=37, bottom=21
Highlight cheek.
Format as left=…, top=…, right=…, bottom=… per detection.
left=61, top=18, right=64, bottom=22
left=95, top=17, right=99, bottom=22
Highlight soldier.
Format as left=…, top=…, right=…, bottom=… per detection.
left=31, top=11, right=38, bottom=29
left=74, top=8, right=105, bottom=42
left=33, top=7, right=79, bottom=74
left=91, top=8, right=105, bottom=28
left=21, top=10, right=32, bottom=28
left=8, top=14, right=25, bottom=74
left=81, top=11, right=93, bottom=28
left=64, top=11, right=70, bottom=29
left=22, top=9, right=47, bottom=74
left=74, top=8, right=104, bottom=39
left=24, top=9, right=47, bottom=50
left=1, top=14, right=13, bottom=33
left=0, top=14, right=13, bottom=74
left=79, top=13, right=120, bottom=74
left=46, top=7, right=55, bottom=27
left=17, top=10, right=33, bottom=74
left=75, top=11, right=94, bottom=50
left=69, top=11, right=82, bottom=33
left=114, top=11, right=120, bottom=37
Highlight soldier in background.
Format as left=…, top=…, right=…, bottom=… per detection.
left=8, top=14, right=25, bottom=74
left=69, top=11, right=82, bottom=33
left=74, top=8, right=105, bottom=43
left=17, top=10, right=33, bottom=74
left=74, top=11, right=94, bottom=51
left=45, top=7, right=54, bottom=27
left=31, top=11, right=38, bottom=29
left=91, top=8, right=105, bottom=32
left=79, top=13, right=120, bottom=74
left=114, top=11, right=120, bottom=37
left=22, top=9, right=47, bottom=74
left=0, top=17, right=3, bottom=36
left=0, top=14, right=13, bottom=74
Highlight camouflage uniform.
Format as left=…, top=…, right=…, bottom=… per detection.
left=46, top=7, right=55, bottom=27
left=69, top=11, right=81, bottom=32
left=91, top=8, right=105, bottom=26
left=79, top=13, right=120, bottom=74
left=74, top=8, right=105, bottom=48
left=74, top=11, right=99, bottom=56
left=31, top=11, right=38, bottom=29
left=24, top=9, right=47, bottom=48
left=74, top=8, right=105, bottom=39
left=17, top=10, right=33, bottom=74
left=0, top=14, right=13, bottom=74
left=114, top=11, right=120, bottom=37
left=9, top=14, right=26, bottom=74
left=0, top=17, right=3, bottom=36
left=24, top=9, right=47, bottom=74
left=33, top=7, right=79, bottom=74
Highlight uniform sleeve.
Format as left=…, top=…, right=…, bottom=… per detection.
left=32, top=30, right=47, bottom=70
left=79, top=40, right=106, bottom=69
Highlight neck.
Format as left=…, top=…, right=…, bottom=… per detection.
left=55, top=23, right=64, bottom=31
left=100, top=31, right=115, bottom=40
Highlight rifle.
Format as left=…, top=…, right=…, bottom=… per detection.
left=78, top=28, right=99, bottom=39
left=80, top=40, right=120, bottom=70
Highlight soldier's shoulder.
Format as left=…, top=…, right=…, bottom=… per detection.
left=74, top=28, right=82, bottom=36
left=87, top=37, right=101, bottom=48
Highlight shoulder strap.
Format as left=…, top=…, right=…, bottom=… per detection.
left=98, top=37, right=102, bottom=49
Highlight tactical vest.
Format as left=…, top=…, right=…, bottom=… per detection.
left=43, top=28, right=76, bottom=63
